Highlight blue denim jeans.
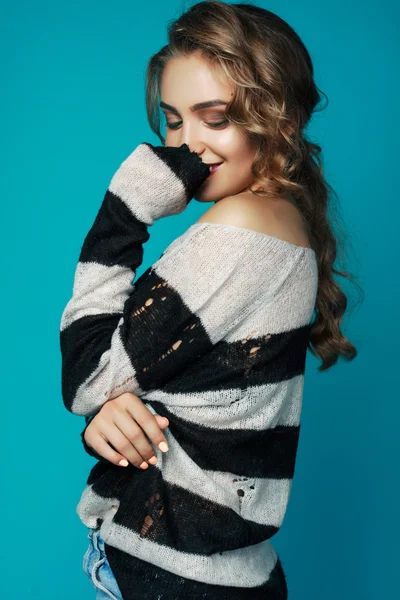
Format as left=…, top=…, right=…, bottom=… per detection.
left=83, top=527, right=123, bottom=600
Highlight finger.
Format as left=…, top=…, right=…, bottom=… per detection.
left=84, top=426, right=138, bottom=467
left=87, top=420, right=149, bottom=469
left=155, top=415, right=169, bottom=428
left=99, top=417, right=152, bottom=469
left=111, top=410, right=158, bottom=466
left=126, top=402, right=169, bottom=456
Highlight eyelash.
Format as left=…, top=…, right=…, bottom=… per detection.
left=166, top=120, right=229, bottom=130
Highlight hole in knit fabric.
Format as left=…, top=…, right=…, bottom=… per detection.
left=141, top=493, right=164, bottom=537
left=232, top=477, right=256, bottom=513
left=131, top=284, right=198, bottom=373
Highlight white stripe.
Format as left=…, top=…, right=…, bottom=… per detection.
left=152, top=224, right=299, bottom=345
left=142, top=375, right=304, bottom=428
left=76, top=483, right=121, bottom=530
left=60, top=261, right=134, bottom=331
left=108, top=144, right=188, bottom=226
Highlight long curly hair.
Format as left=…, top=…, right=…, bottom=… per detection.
left=144, top=0, right=363, bottom=372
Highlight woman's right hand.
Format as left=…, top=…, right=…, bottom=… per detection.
left=83, top=392, right=170, bottom=469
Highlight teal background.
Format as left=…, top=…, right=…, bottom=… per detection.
left=2, top=0, right=397, bottom=598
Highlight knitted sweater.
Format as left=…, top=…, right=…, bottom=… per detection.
left=59, top=142, right=318, bottom=599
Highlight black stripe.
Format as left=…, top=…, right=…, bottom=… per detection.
left=100, top=467, right=279, bottom=555
left=79, top=189, right=150, bottom=267
left=120, top=266, right=215, bottom=390
left=146, top=142, right=211, bottom=204
left=158, top=322, right=311, bottom=395
left=104, top=540, right=288, bottom=599
left=86, top=460, right=133, bottom=495
left=60, top=312, right=121, bottom=412
left=147, top=400, right=300, bottom=479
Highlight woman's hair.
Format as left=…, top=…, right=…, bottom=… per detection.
left=145, top=0, right=363, bottom=372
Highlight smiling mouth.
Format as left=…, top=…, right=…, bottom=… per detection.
left=208, top=163, right=223, bottom=174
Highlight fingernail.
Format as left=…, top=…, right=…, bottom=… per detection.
left=158, top=441, right=168, bottom=452
left=139, top=461, right=149, bottom=469
left=148, top=456, right=157, bottom=465
left=119, top=459, right=128, bottom=466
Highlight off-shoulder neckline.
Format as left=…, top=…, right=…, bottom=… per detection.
left=188, top=221, right=317, bottom=255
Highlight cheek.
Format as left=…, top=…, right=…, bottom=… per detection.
left=218, top=131, right=257, bottom=168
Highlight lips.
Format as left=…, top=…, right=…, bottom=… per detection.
left=208, top=162, right=223, bottom=174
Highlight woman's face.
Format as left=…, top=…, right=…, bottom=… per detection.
left=160, top=51, right=260, bottom=203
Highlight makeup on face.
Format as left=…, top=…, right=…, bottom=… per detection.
left=160, top=52, right=259, bottom=200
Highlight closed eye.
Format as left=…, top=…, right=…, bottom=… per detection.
left=166, top=120, right=229, bottom=130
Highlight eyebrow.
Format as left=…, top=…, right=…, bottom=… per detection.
left=159, top=99, right=229, bottom=115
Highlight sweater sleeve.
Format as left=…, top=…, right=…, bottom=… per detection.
left=59, top=142, right=289, bottom=422
left=60, top=141, right=209, bottom=418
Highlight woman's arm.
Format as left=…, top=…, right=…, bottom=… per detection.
left=59, top=142, right=282, bottom=418
left=60, top=142, right=209, bottom=417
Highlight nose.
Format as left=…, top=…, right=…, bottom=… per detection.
left=177, top=125, right=206, bottom=159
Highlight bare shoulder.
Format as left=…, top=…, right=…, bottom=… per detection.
left=196, top=192, right=312, bottom=249
left=196, top=193, right=257, bottom=229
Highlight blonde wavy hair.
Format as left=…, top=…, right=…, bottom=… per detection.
left=145, top=0, right=363, bottom=372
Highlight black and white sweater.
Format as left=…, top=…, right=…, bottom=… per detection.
left=59, top=142, right=318, bottom=599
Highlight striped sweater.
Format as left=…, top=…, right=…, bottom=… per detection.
left=59, top=141, right=318, bottom=599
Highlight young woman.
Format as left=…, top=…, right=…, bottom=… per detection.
left=61, top=2, right=360, bottom=598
